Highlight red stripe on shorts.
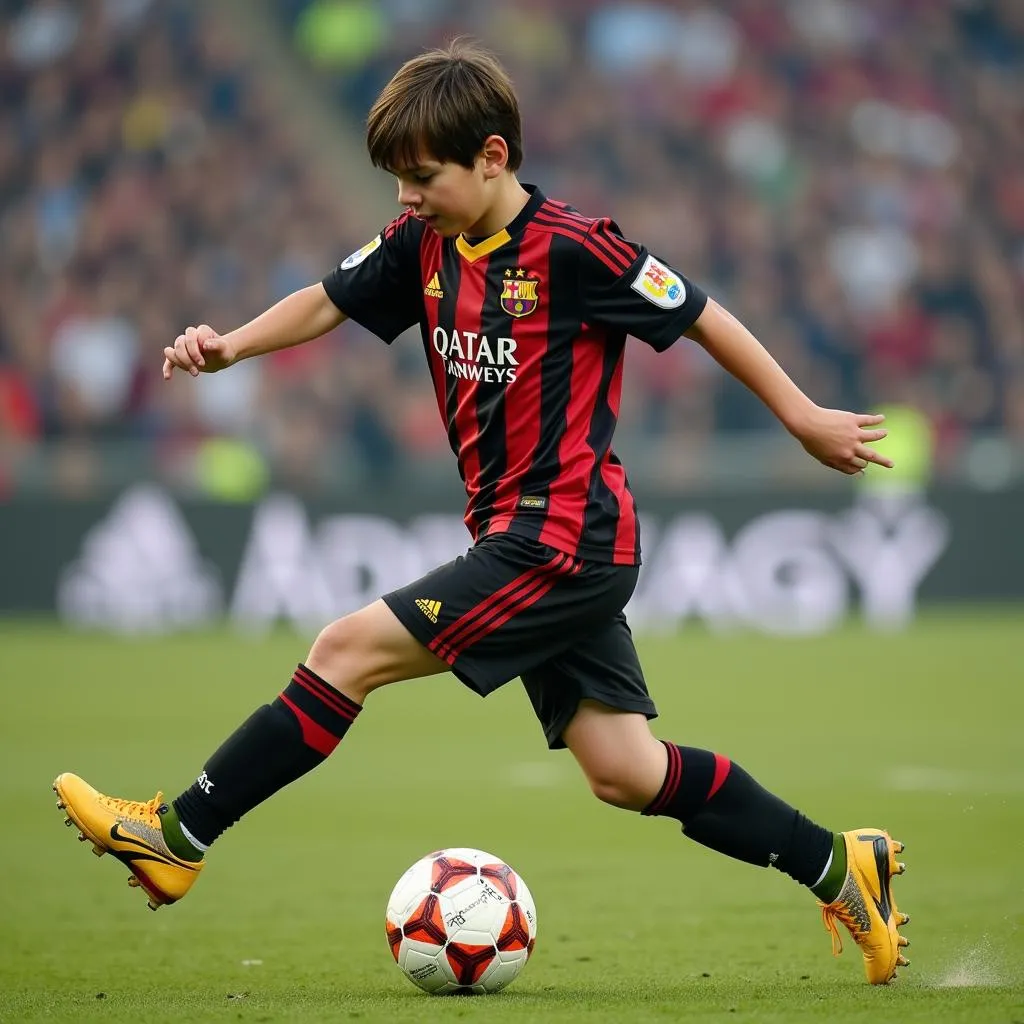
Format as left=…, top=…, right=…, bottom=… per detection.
left=428, top=553, right=574, bottom=664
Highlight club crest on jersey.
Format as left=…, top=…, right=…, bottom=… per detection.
left=501, top=268, right=540, bottom=318
left=631, top=254, right=686, bottom=309
left=340, top=235, right=382, bottom=270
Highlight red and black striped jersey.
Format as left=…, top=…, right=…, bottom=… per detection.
left=322, top=185, right=707, bottom=565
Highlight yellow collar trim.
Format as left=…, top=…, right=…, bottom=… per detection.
left=456, top=228, right=512, bottom=262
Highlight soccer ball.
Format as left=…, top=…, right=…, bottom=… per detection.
left=385, top=847, right=537, bottom=995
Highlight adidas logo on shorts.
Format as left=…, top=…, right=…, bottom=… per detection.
left=416, top=598, right=442, bottom=623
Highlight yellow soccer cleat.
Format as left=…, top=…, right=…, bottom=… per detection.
left=820, top=828, right=910, bottom=984
left=53, top=773, right=203, bottom=911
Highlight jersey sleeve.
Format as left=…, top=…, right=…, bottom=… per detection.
left=321, top=212, right=426, bottom=343
left=578, top=218, right=708, bottom=352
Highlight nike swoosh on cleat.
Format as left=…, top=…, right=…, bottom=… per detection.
left=853, top=834, right=895, bottom=923
left=109, top=821, right=161, bottom=851
left=109, top=822, right=180, bottom=863
left=110, top=848, right=180, bottom=871
left=855, top=835, right=893, bottom=923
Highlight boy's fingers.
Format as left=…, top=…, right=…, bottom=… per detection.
left=861, top=428, right=887, bottom=442
left=167, top=339, right=199, bottom=376
left=175, top=337, right=200, bottom=375
left=858, top=413, right=886, bottom=426
left=860, top=447, right=895, bottom=469
left=184, top=327, right=205, bottom=367
left=162, top=357, right=174, bottom=380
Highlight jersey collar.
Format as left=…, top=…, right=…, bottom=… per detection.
left=455, top=185, right=546, bottom=263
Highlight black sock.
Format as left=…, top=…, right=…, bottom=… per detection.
left=642, top=741, right=832, bottom=888
left=172, top=664, right=361, bottom=847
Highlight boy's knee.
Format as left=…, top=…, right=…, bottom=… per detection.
left=305, top=599, right=446, bottom=703
left=585, top=769, right=650, bottom=811
left=307, top=614, right=376, bottom=699
left=310, top=614, right=357, bottom=660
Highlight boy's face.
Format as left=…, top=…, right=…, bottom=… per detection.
left=393, top=155, right=491, bottom=238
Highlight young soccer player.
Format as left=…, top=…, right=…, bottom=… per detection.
left=54, top=41, right=909, bottom=984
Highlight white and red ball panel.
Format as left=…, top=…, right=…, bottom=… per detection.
left=385, top=848, right=537, bottom=995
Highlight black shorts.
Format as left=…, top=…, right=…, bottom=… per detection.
left=383, top=533, right=657, bottom=748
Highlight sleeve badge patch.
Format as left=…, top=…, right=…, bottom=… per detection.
left=340, top=234, right=382, bottom=270
left=630, top=254, right=686, bottom=309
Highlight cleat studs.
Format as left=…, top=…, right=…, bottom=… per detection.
left=899, top=912, right=911, bottom=925
left=895, top=862, right=906, bottom=875
left=147, top=901, right=159, bottom=911
left=64, top=817, right=73, bottom=827
left=899, top=937, right=910, bottom=948
left=127, top=876, right=140, bottom=887
left=56, top=800, right=65, bottom=810
left=893, top=840, right=904, bottom=854
left=897, top=955, right=910, bottom=967
left=77, top=832, right=87, bottom=842
left=91, top=844, right=105, bottom=857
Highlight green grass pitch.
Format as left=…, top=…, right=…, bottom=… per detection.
left=1, top=609, right=1022, bottom=1023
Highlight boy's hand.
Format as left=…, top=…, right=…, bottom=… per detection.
left=162, top=325, right=236, bottom=380
left=790, top=406, right=895, bottom=475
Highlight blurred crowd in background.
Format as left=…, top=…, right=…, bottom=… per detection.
left=2, top=0, right=1023, bottom=498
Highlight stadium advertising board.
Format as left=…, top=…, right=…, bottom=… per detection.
left=2, top=485, right=1021, bottom=633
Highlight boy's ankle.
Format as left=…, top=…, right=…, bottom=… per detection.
left=158, top=803, right=206, bottom=863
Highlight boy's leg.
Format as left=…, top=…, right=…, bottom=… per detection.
left=559, top=704, right=910, bottom=984
left=54, top=535, right=631, bottom=911
left=165, top=599, right=447, bottom=847
left=54, top=599, right=447, bottom=909
left=522, top=622, right=909, bottom=985
left=562, top=700, right=838, bottom=878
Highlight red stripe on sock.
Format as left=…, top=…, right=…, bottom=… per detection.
left=644, top=741, right=682, bottom=815
left=296, top=663, right=361, bottom=716
left=295, top=664, right=362, bottom=718
left=663, top=743, right=683, bottom=810
left=293, top=666, right=360, bottom=722
left=278, top=693, right=341, bottom=757
left=708, top=754, right=731, bottom=800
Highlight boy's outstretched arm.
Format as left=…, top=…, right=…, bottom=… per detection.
left=684, top=298, right=894, bottom=475
left=162, top=284, right=346, bottom=380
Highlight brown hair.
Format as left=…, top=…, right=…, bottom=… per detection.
left=366, top=39, right=523, bottom=173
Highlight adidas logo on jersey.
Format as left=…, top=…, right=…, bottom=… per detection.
left=424, top=272, right=444, bottom=299
left=416, top=598, right=442, bottom=623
